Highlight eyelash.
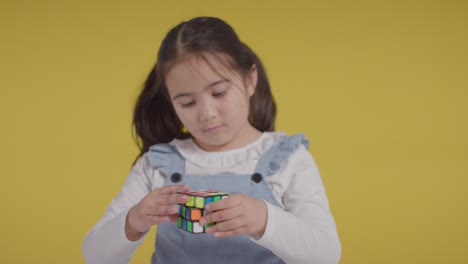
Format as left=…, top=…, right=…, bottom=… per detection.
left=181, top=101, right=195, bottom=108
left=180, top=89, right=227, bottom=108
left=213, top=90, right=227, bottom=97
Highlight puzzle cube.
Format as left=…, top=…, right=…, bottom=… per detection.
left=177, top=190, right=229, bottom=234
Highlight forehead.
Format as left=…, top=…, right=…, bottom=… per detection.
left=165, top=53, right=240, bottom=91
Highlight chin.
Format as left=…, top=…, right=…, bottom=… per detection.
left=198, top=137, right=232, bottom=151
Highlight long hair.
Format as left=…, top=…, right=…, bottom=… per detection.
left=132, top=17, right=276, bottom=163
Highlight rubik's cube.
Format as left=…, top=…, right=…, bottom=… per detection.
left=177, top=190, right=229, bottom=234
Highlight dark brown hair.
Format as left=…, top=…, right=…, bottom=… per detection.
left=132, top=17, right=276, bottom=162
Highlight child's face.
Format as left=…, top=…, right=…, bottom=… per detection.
left=165, top=54, right=260, bottom=151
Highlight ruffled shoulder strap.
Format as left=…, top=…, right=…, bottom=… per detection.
left=254, top=133, right=309, bottom=177
left=147, top=143, right=185, bottom=177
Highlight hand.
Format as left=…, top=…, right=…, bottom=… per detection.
left=125, top=184, right=190, bottom=241
left=198, top=194, right=268, bottom=239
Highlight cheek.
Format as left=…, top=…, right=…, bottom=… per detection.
left=225, top=101, right=249, bottom=121
left=174, top=108, right=196, bottom=126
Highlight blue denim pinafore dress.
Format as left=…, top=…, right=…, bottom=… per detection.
left=147, top=134, right=308, bottom=263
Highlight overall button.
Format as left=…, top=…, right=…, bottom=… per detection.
left=251, top=173, right=263, bottom=183
left=170, top=172, right=182, bottom=183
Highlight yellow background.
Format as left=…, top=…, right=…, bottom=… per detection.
left=1, top=0, right=467, bottom=263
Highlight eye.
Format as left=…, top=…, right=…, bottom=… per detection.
left=212, top=89, right=227, bottom=98
left=180, top=101, right=195, bottom=108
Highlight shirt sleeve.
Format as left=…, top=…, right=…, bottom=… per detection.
left=82, top=154, right=162, bottom=264
left=253, top=145, right=342, bottom=264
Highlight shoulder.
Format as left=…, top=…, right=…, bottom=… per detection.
left=279, top=133, right=310, bottom=150
left=131, top=152, right=154, bottom=173
left=278, top=132, right=317, bottom=170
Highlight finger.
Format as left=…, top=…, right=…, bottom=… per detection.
left=205, top=195, right=239, bottom=212
left=146, top=205, right=178, bottom=216
left=168, top=214, right=179, bottom=223
left=205, top=218, right=244, bottom=234
left=154, top=184, right=190, bottom=195
left=166, top=193, right=189, bottom=205
left=154, top=193, right=189, bottom=206
left=199, top=207, right=241, bottom=226
left=149, top=215, right=171, bottom=225
left=212, top=226, right=247, bottom=238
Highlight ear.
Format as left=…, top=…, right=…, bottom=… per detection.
left=245, top=64, right=257, bottom=97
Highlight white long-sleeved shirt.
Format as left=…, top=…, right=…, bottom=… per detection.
left=83, top=132, right=341, bottom=263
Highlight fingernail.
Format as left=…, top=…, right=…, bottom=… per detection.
left=199, top=219, right=206, bottom=225
left=205, top=227, right=213, bottom=233
left=205, top=204, right=211, bottom=211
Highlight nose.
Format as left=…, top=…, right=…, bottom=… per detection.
left=199, top=99, right=217, bottom=121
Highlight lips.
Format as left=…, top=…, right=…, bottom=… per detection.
left=203, top=124, right=223, bottom=133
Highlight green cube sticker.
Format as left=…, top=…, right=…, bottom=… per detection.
left=177, top=217, right=182, bottom=228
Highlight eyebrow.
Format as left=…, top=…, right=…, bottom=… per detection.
left=172, top=79, right=229, bottom=100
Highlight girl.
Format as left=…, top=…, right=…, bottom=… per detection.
left=83, top=17, right=341, bottom=264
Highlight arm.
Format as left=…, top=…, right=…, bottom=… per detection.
left=82, top=154, right=157, bottom=264
left=254, top=146, right=342, bottom=264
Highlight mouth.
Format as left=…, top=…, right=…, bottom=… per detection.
left=203, top=125, right=224, bottom=133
